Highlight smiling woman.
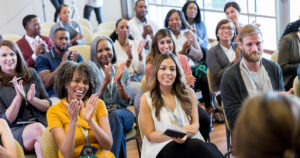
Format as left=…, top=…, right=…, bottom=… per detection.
left=47, top=61, right=114, bottom=158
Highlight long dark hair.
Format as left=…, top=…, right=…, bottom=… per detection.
left=164, top=9, right=189, bottom=30
left=280, top=18, right=300, bottom=40
left=224, top=1, right=241, bottom=13
left=0, top=40, right=31, bottom=86
left=109, top=18, right=134, bottom=42
left=182, top=1, right=202, bottom=23
left=149, top=53, right=192, bottom=121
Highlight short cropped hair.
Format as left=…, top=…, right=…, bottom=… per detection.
left=54, top=61, right=101, bottom=99
left=239, top=24, right=262, bottom=43
left=22, top=14, right=37, bottom=29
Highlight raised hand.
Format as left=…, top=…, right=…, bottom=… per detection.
left=185, top=75, right=196, bottom=85
left=126, top=44, right=133, bottom=60
left=103, top=64, right=112, bottom=84
left=80, top=94, right=98, bottom=123
left=69, top=49, right=79, bottom=62
left=115, top=63, right=126, bottom=82
left=62, top=50, right=70, bottom=63
left=12, top=76, right=25, bottom=98
left=65, top=99, right=81, bottom=122
left=138, top=41, right=146, bottom=61
left=26, top=84, right=35, bottom=102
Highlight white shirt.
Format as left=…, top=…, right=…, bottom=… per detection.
left=25, top=35, right=41, bottom=61
left=128, top=16, right=159, bottom=45
left=113, top=39, right=145, bottom=77
left=85, top=0, right=103, bottom=7
left=220, top=44, right=236, bottom=62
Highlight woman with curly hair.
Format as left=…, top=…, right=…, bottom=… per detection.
left=0, top=40, right=50, bottom=158
left=140, top=53, right=223, bottom=158
left=47, top=61, right=114, bottom=158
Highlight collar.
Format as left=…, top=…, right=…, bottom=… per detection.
left=133, top=16, right=147, bottom=25
left=220, top=43, right=233, bottom=52
left=50, top=48, right=60, bottom=58
left=25, top=35, right=39, bottom=44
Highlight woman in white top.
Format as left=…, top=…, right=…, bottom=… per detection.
left=110, top=18, right=145, bottom=101
left=139, top=53, right=223, bottom=158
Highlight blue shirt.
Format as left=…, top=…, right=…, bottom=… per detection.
left=194, top=22, right=209, bottom=49
left=35, top=48, right=83, bottom=97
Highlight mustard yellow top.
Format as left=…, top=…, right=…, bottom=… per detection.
left=47, top=97, right=115, bottom=158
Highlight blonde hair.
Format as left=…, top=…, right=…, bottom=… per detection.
left=233, top=92, right=300, bottom=158
left=239, top=24, right=262, bottom=43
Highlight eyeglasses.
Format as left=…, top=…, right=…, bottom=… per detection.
left=219, top=26, right=234, bottom=31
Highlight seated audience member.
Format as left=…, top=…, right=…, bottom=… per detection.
left=0, top=118, right=18, bottom=158
left=0, top=40, right=51, bottom=157
left=224, top=2, right=242, bottom=42
left=233, top=93, right=300, bottom=158
left=182, top=1, right=209, bottom=51
left=17, top=14, right=53, bottom=68
left=47, top=61, right=114, bottom=158
left=220, top=24, right=292, bottom=129
left=278, top=18, right=300, bottom=90
left=84, top=0, right=103, bottom=24
left=140, top=53, right=223, bottom=158
left=36, top=28, right=83, bottom=97
left=110, top=18, right=145, bottom=101
left=128, top=0, right=159, bottom=53
left=50, top=4, right=84, bottom=46
left=90, top=36, right=135, bottom=158
left=206, top=19, right=240, bottom=105
left=165, top=9, right=213, bottom=114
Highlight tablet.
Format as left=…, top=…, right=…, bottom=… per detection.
left=162, top=128, right=187, bottom=138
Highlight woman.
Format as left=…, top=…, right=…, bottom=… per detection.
left=165, top=9, right=212, bottom=113
left=234, top=92, right=300, bottom=158
left=278, top=19, right=300, bottom=90
left=145, top=28, right=194, bottom=87
left=182, top=1, right=209, bottom=51
left=90, top=36, right=135, bottom=158
left=224, top=2, right=242, bottom=41
left=0, top=118, right=18, bottom=158
left=0, top=40, right=50, bottom=157
left=140, top=53, right=223, bottom=158
left=47, top=61, right=114, bottom=158
left=206, top=19, right=240, bottom=105
left=50, top=4, right=85, bottom=45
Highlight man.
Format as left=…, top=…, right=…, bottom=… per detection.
left=220, top=24, right=291, bottom=129
left=17, top=15, right=53, bottom=67
left=35, top=28, right=83, bottom=97
left=128, top=0, right=158, bottom=53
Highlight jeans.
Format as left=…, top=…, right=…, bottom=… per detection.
left=83, top=5, right=102, bottom=24
left=109, top=108, right=135, bottom=158
left=50, top=0, right=64, bottom=22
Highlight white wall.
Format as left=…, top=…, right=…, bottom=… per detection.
left=0, top=0, right=122, bottom=36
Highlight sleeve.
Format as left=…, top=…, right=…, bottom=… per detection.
left=26, top=56, right=36, bottom=68
left=197, top=22, right=209, bottom=49
left=220, top=68, right=243, bottom=129
left=75, top=22, right=85, bottom=45
left=95, top=99, right=108, bottom=118
left=31, top=69, right=51, bottom=105
left=45, top=37, right=54, bottom=50
left=47, top=106, right=63, bottom=130
left=77, top=54, right=84, bottom=62
left=278, top=35, right=299, bottom=75
left=35, top=55, right=51, bottom=73
left=274, top=62, right=285, bottom=91
left=188, top=46, right=203, bottom=62
left=49, top=25, right=58, bottom=40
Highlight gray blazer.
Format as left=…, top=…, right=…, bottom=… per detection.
left=206, top=43, right=239, bottom=92
left=278, top=32, right=300, bottom=90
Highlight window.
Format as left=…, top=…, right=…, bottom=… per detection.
left=147, top=0, right=277, bottom=50
left=290, top=0, right=300, bottom=22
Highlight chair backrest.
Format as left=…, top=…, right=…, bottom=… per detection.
left=97, top=22, right=115, bottom=32
left=68, top=45, right=91, bottom=61
left=2, top=34, right=21, bottom=43
left=41, top=128, right=58, bottom=158
left=294, top=76, right=300, bottom=97
left=93, top=30, right=113, bottom=39
left=81, top=26, right=93, bottom=45
left=41, top=22, right=56, bottom=37
left=73, top=18, right=93, bottom=31
left=207, top=69, right=216, bottom=96
left=15, top=140, right=25, bottom=158
left=141, top=76, right=147, bottom=94
left=271, top=50, right=279, bottom=63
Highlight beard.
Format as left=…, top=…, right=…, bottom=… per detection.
left=55, top=44, right=69, bottom=53
left=242, top=48, right=262, bottom=63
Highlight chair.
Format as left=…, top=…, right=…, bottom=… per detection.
left=294, top=76, right=300, bottom=97
left=271, top=50, right=279, bottom=63
left=40, top=22, right=55, bottom=37
left=81, top=26, right=93, bottom=45
left=74, top=18, right=93, bottom=31
left=97, top=22, right=115, bottom=32
left=2, top=34, right=21, bottom=43
left=15, top=140, right=25, bottom=158
left=41, top=128, right=58, bottom=158
left=221, top=102, right=232, bottom=158
left=125, top=126, right=141, bottom=157
left=68, top=45, right=91, bottom=61
left=141, top=76, right=147, bottom=94
left=93, top=30, right=113, bottom=39
left=207, top=69, right=222, bottom=111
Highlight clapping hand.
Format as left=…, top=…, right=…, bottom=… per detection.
left=115, top=63, right=126, bottom=82
left=12, top=76, right=25, bottom=98
left=26, top=84, right=35, bottom=103
left=69, top=49, right=79, bottom=62
left=126, top=45, right=133, bottom=60
left=103, top=64, right=113, bottom=84
left=65, top=99, right=81, bottom=122
left=80, top=94, right=98, bottom=124
left=138, top=41, right=146, bottom=61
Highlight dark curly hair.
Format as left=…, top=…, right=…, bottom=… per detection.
left=280, top=18, right=300, bottom=40
left=54, top=61, right=101, bottom=99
